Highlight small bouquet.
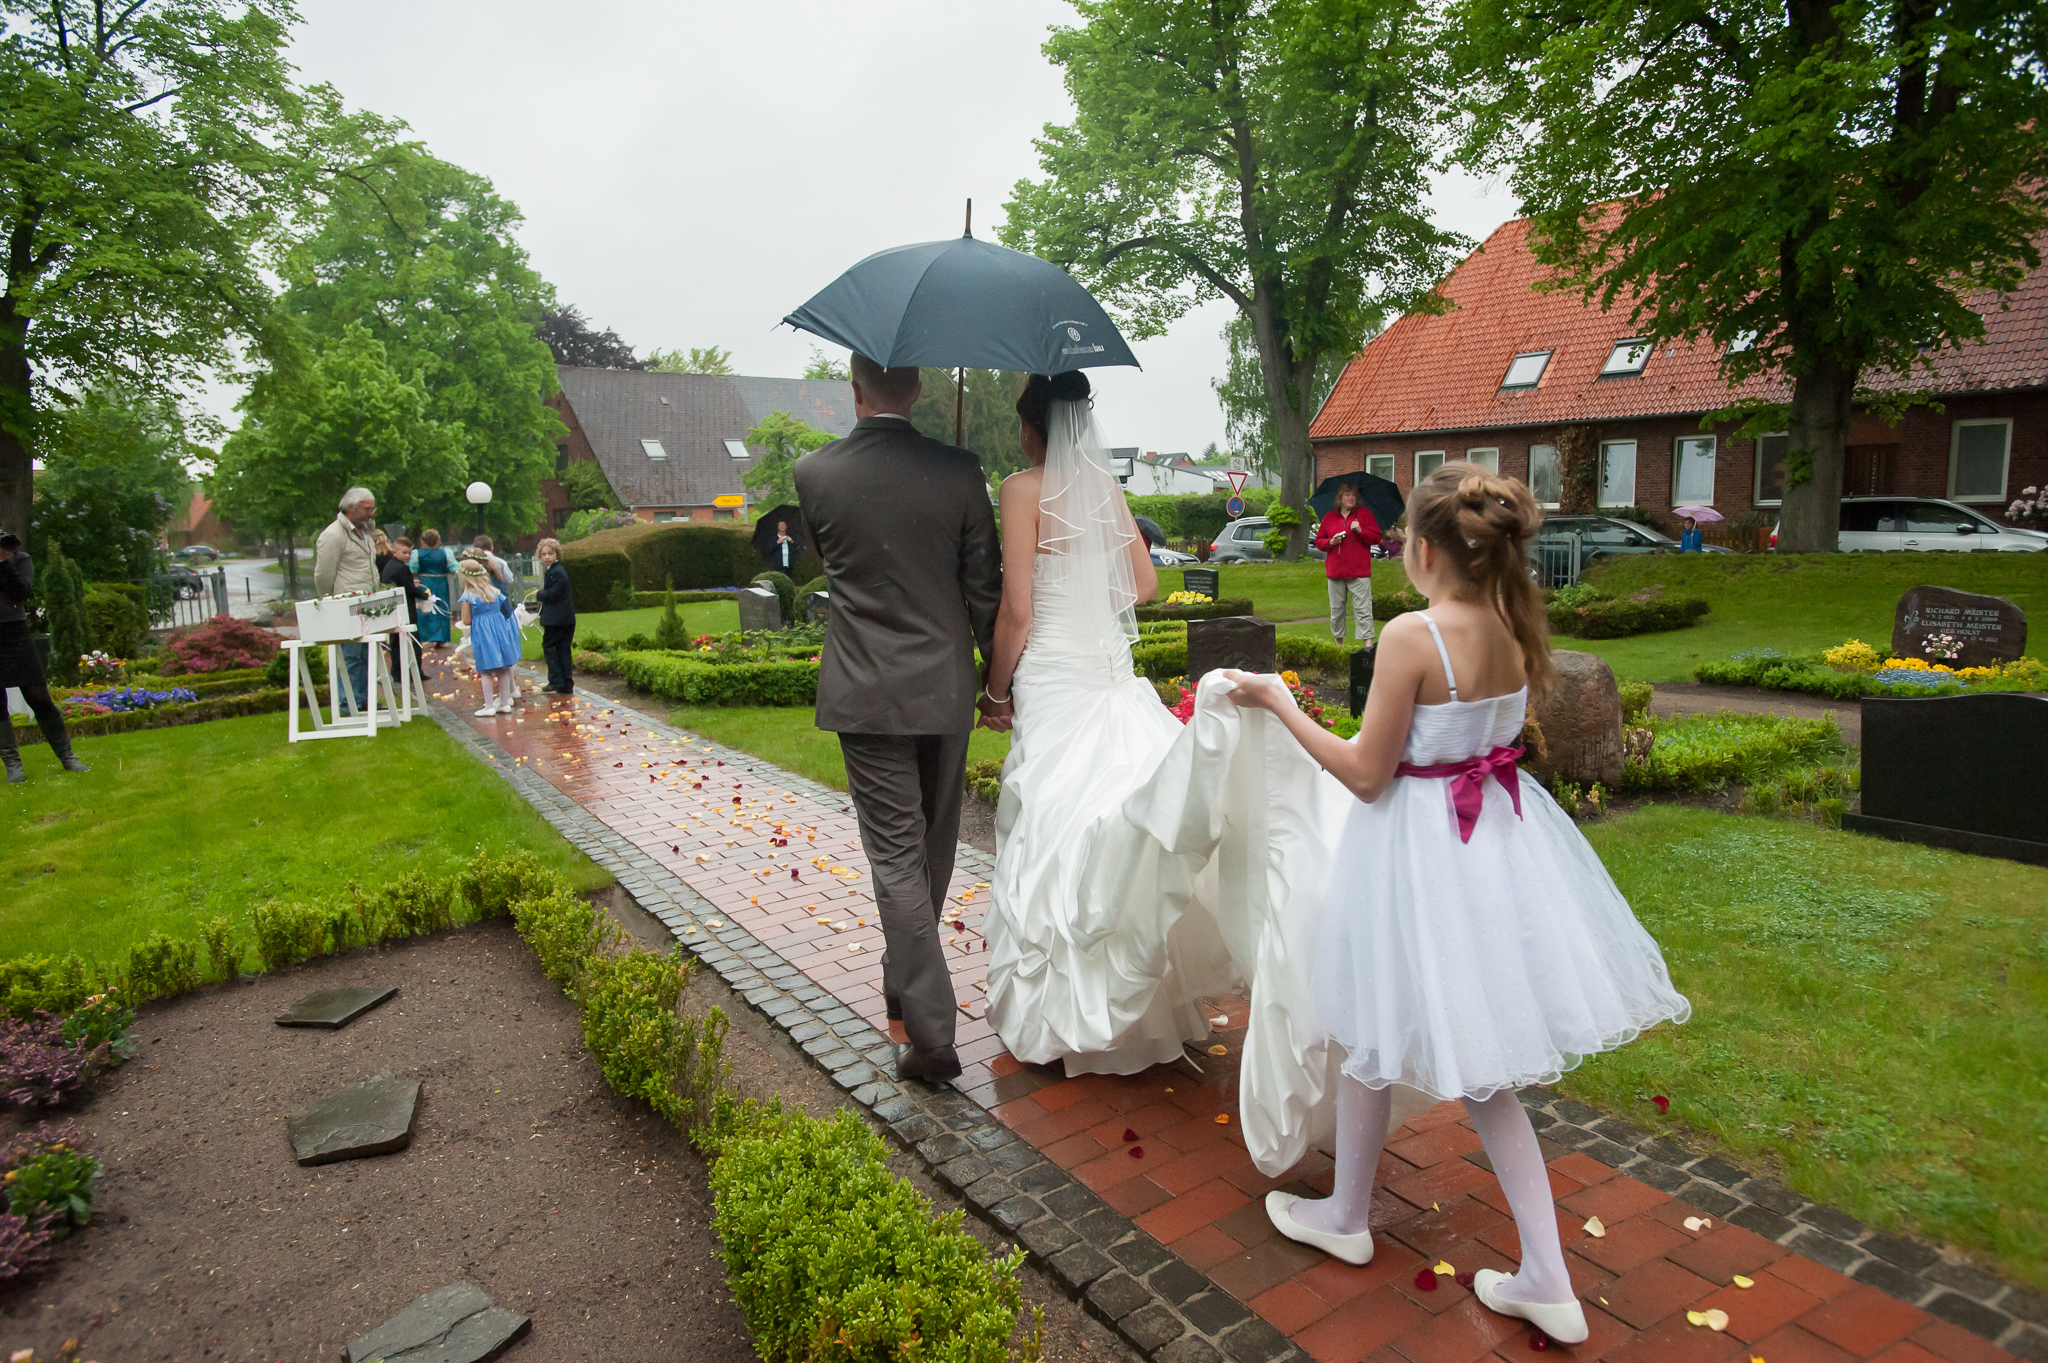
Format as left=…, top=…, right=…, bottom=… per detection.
left=77, top=651, right=124, bottom=685
left=1921, top=632, right=1963, bottom=662
left=1163, top=590, right=1215, bottom=608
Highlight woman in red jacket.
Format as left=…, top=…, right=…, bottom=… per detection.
left=1314, top=484, right=1382, bottom=646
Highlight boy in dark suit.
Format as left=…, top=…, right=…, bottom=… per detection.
left=535, top=537, right=576, bottom=694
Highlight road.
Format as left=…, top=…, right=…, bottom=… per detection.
left=214, top=555, right=286, bottom=620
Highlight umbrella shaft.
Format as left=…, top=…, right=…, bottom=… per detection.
left=955, top=367, right=965, bottom=445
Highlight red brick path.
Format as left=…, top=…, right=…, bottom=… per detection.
left=440, top=670, right=2014, bottom=1363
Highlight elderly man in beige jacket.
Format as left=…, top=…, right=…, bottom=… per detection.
left=314, top=486, right=379, bottom=712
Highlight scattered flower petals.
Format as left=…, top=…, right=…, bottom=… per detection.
left=1128, top=1146, right=1144, bottom=1159
left=1731, top=1275, right=1754, bottom=1289
left=1685, top=1309, right=1730, bottom=1332
left=1122, top=1129, right=1139, bottom=1143
left=1433, top=1261, right=1455, bottom=1276
left=1583, top=1216, right=1607, bottom=1238
left=1207, top=1044, right=1228, bottom=1056
left=1529, top=1334, right=1548, bottom=1351
left=1455, top=1272, right=1475, bottom=1290
left=1214, top=1114, right=1230, bottom=1125
left=1651, top=1095, right=1670, bottom=1113
left=1413, top=1269, right=1438, bottom=1292
left=1210, top=1015, right=1229, bottom=1027
left=1684, top=1216, right=1712, bottom=1233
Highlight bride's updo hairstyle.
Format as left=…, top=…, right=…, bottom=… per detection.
left=1016, top=370, right=1093, bottom=444
left=1406, top=461, right=1555, bottom=700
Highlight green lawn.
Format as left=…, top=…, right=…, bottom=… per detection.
left=1573, top=805, right=2048, bottom=1285
left=1563, top=552, right=2048, bottom=682
left=666, top=706, right=1010, bottom=792
left=1161, top=561, right=1412, bottom=624
left=5, top=714, right=609, bottom=971
left=533, top=601, right=743, bottom=660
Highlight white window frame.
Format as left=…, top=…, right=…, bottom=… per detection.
left=1753, top=432, right=1789, bottom=506
left=1599, top=440, right=1638, bottom=507
left=724, top=439, right=752, bottom=460
left=1500, top=351, right=1552, bottom=390
left=1365, top=454, right=1395, bottom=482
left=1672, top=435, right=1717, bottom=506
left=1528, top=444, right=1562, bottom=509
left=1465, top=447, right=1500, bottom=473
left=1414, top=450, right=1445, bottom=482
left=1600, top=339, right=1652, bottom=377
left=1948, top=419, right=2013, bottom=503
left=641, top=438, right=668, bottom=461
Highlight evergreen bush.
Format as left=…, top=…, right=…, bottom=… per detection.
left=40, top=543, right=90, bottom=686
left=81, top=587, right=149, bottom=658
left=654, top=578, right=690, bottom=650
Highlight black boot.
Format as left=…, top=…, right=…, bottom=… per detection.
left=0, top=724, right=22, bottom=783
left=49, top=734, right=88, bottom=774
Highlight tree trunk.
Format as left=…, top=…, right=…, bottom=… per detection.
left=0, top=290, right=32, bottom=543
left=1775, top=360, right=1857, bottom=552
left=1246, top=292, right=1317, bottom=559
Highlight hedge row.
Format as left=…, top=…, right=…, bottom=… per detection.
left=1548, top=594, right=1710, bottom=639
left=560, top=522, right=824, bottom=612
left=1134, top=597, right=1254, bottom=622
left=12, top=688, right=296, bottom=744
left=628, top=590, right=737, bottom=609
left=613, top=652, right=820, bottom=706
left=1126, top=630, right=1357, bottom=683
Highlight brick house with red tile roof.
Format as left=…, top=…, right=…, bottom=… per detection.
left=1309, top=216, right=2048, bottom=534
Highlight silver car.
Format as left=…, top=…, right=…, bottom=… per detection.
left=1770, top=497, right=2048, bottom=552
left=1209, top=516, right=1274, bottom=563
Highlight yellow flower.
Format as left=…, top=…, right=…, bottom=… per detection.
left=1280, top=670, right=1301, bottom=687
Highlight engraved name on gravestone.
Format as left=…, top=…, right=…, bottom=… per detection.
left=1181, top=567, right=1221, bottom=601
left=1187, top=617, right=1276, bottom=681
left=1892, top=585, right=2026, bottom=669
left=737, top=585, right=782, bottom=633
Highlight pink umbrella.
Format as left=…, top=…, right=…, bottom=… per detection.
left=1673, top=505, right=1724, bottom=522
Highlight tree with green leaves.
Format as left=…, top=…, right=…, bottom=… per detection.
left=31, top=385, right=192, bottom=581
left=1454, top=0, right=2048, bottom=551
left=801, top=348, right=849, bottom=381
left=1212, top=314, right=1349, bottom=483
left=1002, top=0, right=1467, bottom=557
left=39, top=540, right=90, bottom=684
left=741, top=411, right=835, bottom=509
left=558, top=461, right=619, bottom=511
left=647, top=346, right=735, bottom=375
left=910, top=369, right=1030, bottom=480
left=539, top=305, right=645, bottom=369
left=0, top=0, right=316, bottom=542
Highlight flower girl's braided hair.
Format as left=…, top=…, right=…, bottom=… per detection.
left=1407, top=461, right=1555, bottom=701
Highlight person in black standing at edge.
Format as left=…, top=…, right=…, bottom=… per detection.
left=379, top=535, right=430, bottom=681
left=0, top=532, right=89, bottom=782
left=535, top=537, right=575, bottom=695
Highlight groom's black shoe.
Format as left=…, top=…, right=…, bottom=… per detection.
left=895, top=1043, right=962, bottom=1086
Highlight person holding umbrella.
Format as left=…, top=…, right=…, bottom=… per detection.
left=1315, top=483, right=1383, bottom=646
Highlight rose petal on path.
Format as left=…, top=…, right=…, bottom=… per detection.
left=1583, top=1216, right=1606, bottom=1238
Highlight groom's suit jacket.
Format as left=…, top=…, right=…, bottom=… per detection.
left=794, top=415, right=1002, bottom=734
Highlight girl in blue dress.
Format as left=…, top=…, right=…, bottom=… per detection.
left=457, top=558, right=522, bottom=716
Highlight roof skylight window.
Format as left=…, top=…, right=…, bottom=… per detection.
left=1727, top=331, right=1757, bottom=353
left=1500, top=351, right=1552, bottom=389
left=641, top=439, right=668, bottom=460
left=725, top=439, right=751, bottom=460
left=1600, top=339, right=1652, bottom=376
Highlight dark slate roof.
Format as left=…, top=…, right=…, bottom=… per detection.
left=556, top=367, right=857, bottom=509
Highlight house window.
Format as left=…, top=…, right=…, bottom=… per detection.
left=724, top=439, right=751, bottom=460
left=641, top=439, right=668, bottom=461
left=1599, top=440, right=1637, bottom=506
left=1949, top=419, right=2012, bottom=502
left=1465, top=448, right=1500, bottom=473
left=555, top=442, right=570, bottom=472
left=1414, top=450, right=1445, bottom=482
left=1528, top=444, right=1561, bottom=507
left=1673, top=436, right=1717, bottom=505
left=653, top=510, right=677, bottom=522
left=1754, top=433, right=1789, bottom=504
left=1365, top=454, right=1395, bottom=482
left=1500, top=352, right=1551, bottom=390
left=1600, top=339, right=1652, bottom=377
left=712, top=508, right=736, bottom=521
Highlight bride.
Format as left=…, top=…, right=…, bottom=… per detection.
left=981, top=372, right=1236, bottom=1074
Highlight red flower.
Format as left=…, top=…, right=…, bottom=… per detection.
left=1413, top=1270, right=1438, bottom=1292
left=1651, top=1095, right=1670, bottom=1113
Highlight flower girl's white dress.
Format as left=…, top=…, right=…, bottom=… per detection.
left=1314, top=615, right=1690, bottom=1100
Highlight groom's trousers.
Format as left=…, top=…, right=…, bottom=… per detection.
left=838, top=730, right=969, bottom=1051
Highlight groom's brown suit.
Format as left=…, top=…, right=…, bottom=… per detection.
left=794, top=415, right=1002, bottom=1051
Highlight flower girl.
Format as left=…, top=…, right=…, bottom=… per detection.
left=1225, top=463, right=1689, bottom=1345
left=455, top=557, right=522, bottom=716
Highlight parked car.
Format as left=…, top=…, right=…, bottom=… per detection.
left=1537, top=515, right=1733, bottom=567
left=1149, top=544, right=1198, bottom=567
left=174, top=544, right=221, bottom=561
left=1209, top=516, right=1273, bottom=563
left=1768, top=497, right=2048, bottom=552
left=159, top=563, right=208, bottom=599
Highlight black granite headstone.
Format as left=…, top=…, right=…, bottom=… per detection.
left=1844, top=692, right=2048, bottom=866
left=1891, top=585, right=2026, bottom=668
left=1349, top=644, right=1378, bottom=718
left=1186, top=616, right=1276, bottom=681
left=1181, top=567, right=1221, bottom=601
left=275, top=986, right=397, bottom=1030
left=801, top=590, right=830, bottom=625
left=288, top=1071, right=422, bottom=1166
left=737, top=585, right=782, bottom=633
left=346, top=1281, right=531, bottom=1363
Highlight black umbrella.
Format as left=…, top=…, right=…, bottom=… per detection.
left=751, top=505, right=806, bottom=572
left=1133, top=514, right=1165, bottom=547
left=1311, top=472, right=1405, bottom=533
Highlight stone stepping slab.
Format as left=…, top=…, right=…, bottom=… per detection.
left=345, top=1279, right=530, bottom=1363
left=276, top=985, right=398, bottom=1029
left=288, top=1071, right=421, bottom=1166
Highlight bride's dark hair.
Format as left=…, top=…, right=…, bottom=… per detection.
left=1016, top=370, right=1092, bottom=443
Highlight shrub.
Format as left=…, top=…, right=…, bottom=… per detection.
left=40, top=542, right=90, bottom=686
left=966, top=758, right=1004, bottom=805
left=457, top=847, right=560, bottom=922
left=1374, top=586, right=1428, bottom=622
left=264, top=648, right=327, bottom=688
left=1276, top=634, right=1352, bottom=673
left=377, top=871, right=454, bottom=939
left=0, top=957, right=95, bottom=1022
left=563, top=521, right=817, bottom=600
left=1127, top=488, right=1273, bottom=544
left=158, top=615, right=277, bottom=675
left=60, top=991, right=135, bottom=1058
left=1133, top=596, right=1254, bottom=622
left=1261, top=502, right=1302, bottom=556
left=121, top=933, right=200, bottom=1003
left=613, top=652, right=819, bottom=707
left=0, top=1017, right=106, bottom=1107
left=703, top=1098, right=1033, bottom=1363
left=1620, top=710, right=1845, bottom=792
left=1548, top=591, right=1710, bottom=638
left=1618, top=680, right=1653, bottom=722
left=0, top=1209, right=54, bottom=1282
left=200, top=917, right=242, bottom=982
left=1821, top=639, right=1882, bottom=673
left=750, top=571, right=797, bottom=624
left=513, top=887, right=623, bottom=994
left=572, top=648, right=614, bottom=675
left=248, top=899, right=330, bottom=972
left=627, top=589, right=738, bottom=609
left=0, top=1126, right=99, bottom=1237
left=799, top=576, right=827, bottom=599
left=564, top=546, right=634, bottom=612
left=607, top=577, right=635, bottom=612
left=81, top=586, right=149, bottom=658
left=581, top=950, right=728, bottom=1130
left=654, top=578, right=691, bottom=649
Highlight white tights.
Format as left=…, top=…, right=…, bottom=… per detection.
left=478, top=666, right=513, bottom=708
left=1291, top=1074, right=1574, bottom=1305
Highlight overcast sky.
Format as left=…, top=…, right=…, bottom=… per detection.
left=260, top=0, right=1520, bottom=458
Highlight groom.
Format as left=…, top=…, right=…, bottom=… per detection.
left=794, top=355, right=1006, bottom=1084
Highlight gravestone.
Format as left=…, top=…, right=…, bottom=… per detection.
left=1891, top=585, right=2026, bottom=668
left=801, top=590, right=831, bottom=625
left=1845, top=692, right=2048, bottom=865
left=1186, top=616, right=1276, bottom=680
left=276, top=985, right=396, bottom=1030
left=1527, top=651, right=1623, bottom=788
left=1182, top=567, right=1221, bottom=601
left=346, top=1280, right=531, bottom=1363
left=737, top=585, right=782, bottom=633
left=287, top=1071, right=421, bottom=1166
left=1349, top=645, right=1378, bottom=718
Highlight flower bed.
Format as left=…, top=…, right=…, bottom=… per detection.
left=12, top=689, right=296, bottom=744
left=1134, top=596, right=1253, bottom=622
left=1696, top=644, right=2047, bottom=699
left=59, top=686, right=198, bottom=717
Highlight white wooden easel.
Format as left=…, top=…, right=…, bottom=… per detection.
left=284, top=621, right=423, bottom=742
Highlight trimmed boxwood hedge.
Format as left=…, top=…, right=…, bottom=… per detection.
left=561, top=522, right=825, bottom=612
left=1134, top=597, right=1254, bottom=622
left=12, top=688, right=296, bottom=742
left=628, top=589, right=736, bottom=609
left=1549, top=594, right=1711, bottom=638
left=612, top=652, right=819, bottom=706
left=1127, top=630, right=1356, bottom=682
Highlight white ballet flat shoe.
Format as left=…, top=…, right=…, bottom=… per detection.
left=1265, top=1191, right=1374, bottom=1266
left=1472, top=1269, right=1588, bottom=1345
left=473, top=706, right=498, bottom=717
left=497, top=702, right=514, bottom=713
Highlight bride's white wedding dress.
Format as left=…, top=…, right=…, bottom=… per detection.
left=983, top=400, right=1428, bottom=1172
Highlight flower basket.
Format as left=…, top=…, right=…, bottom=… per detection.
left=295, top=588, right=407, bottom=643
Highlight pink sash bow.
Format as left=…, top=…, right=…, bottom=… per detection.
left=1394, top=744, right=1526, bottom=843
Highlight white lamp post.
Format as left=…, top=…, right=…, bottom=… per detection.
left=465, top=481, right=492, bottom=538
